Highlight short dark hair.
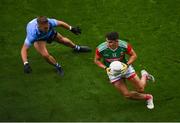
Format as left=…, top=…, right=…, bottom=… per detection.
left=106, top=32, right=119, bottom=40
left=37, top=16, right=48, bottom=24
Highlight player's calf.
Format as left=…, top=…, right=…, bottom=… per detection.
left=136, top=83, right=145, bottom=93
left=137, top=88, right=145, bottom=93
left=74, top=45, right=92, bottom=52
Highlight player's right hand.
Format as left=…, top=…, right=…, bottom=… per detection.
left=70, top=27, right=81, bottom=35
left=105, top=67, right=113, bottom=75
left=24, top=63, right=32, bottom=73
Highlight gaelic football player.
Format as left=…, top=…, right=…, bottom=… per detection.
left=21, top=16, right=91, bottom=76
left=94, top=32, right=155, bottom=109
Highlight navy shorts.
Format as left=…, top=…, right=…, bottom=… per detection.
left=37, top=30, right=58, bottom=44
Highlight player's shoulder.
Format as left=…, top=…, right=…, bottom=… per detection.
left=27, top=18, right=37, bottom=30
left=97, top=41, right=108, bottom=52
left=118, top=39, right=128, bottom=48
left=47, top=18, right=58, bottom=26
left=26, top=18, right=38, bottom=37
left=28, top=18, right=37, bottom=25
left=47, top=18, right=56, bottom=21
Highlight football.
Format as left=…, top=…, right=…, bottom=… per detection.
left=109, top=61, right=127, bottom=75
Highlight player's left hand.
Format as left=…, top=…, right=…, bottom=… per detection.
left=70, top=27, right=81, bottom=35
left=105, top=67, right=113, bottom=75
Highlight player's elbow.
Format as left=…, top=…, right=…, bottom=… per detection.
left=134, top=54, right=137, bottom=59
left=123, top=93, right=131, bottom=99
left=132, top=52, right=137, bottom=60
left=94, top=58, right=101, bottom=66
left=94, top=58, right=98, bottom=64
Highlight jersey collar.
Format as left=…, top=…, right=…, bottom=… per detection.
left=108, top=46, right=118, bottom=52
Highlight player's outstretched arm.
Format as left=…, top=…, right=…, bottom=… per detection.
left=56, top=20, right=71, bottom=30
left=21, top=44, right=29, bottom=63
left=21, top=44, right=32, bottom=73
left=126, top=49, right=137, bottom=65
left=94, top=56, right=112, bottom=75
left=56, top=20, right=81, bottom=35
left=94, top=57, right=106, bottom=69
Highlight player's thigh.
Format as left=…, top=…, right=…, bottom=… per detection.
left=34, top=41, right=49, bottom=56
left=113, top=80, right=130, bottom=96
left=129, top=75, right=143, bottom=89
left=54, top=33, right=64, bottom=43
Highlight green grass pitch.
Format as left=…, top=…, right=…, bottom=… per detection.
left=0, top=0, right=180, bottom=121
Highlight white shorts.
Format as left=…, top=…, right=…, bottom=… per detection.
left=107, top=65, right=136, bottom=83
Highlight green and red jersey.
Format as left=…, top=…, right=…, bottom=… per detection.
left=96, top=40, right=132, bottom=67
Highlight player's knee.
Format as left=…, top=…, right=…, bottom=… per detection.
left=59, top=36, right=67, bottom=42
left=41, top=53, right=49, bottom=58
left=122, top=93, right=131, bottom=99
left=136, top=85, right=144, bottom=93
left=137, top=87, right=144, bottom=93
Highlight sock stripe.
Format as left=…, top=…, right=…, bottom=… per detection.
left=145, top=94, right=152, bottom=100
left=55, top=63, right=61, bottom=68
left=75, top=45, right=80, bottom=50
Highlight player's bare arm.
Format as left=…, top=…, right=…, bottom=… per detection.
left=56, top=20, right=71, bottom=30
left=126, top=49, right=137, bottom=66
left=56, top=20, right=81, bottom=35
left=21, top=44, right=29, bottom=63
left=21, top=44, right=32, bottom=73
left=94, top=48, right=107, bottom=69
left=94, top=55, right=106, bottom=69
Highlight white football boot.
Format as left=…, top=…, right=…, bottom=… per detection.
left=141, top=70, right=155, bottom=82
left=146, top=95, right=154, bottom=109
